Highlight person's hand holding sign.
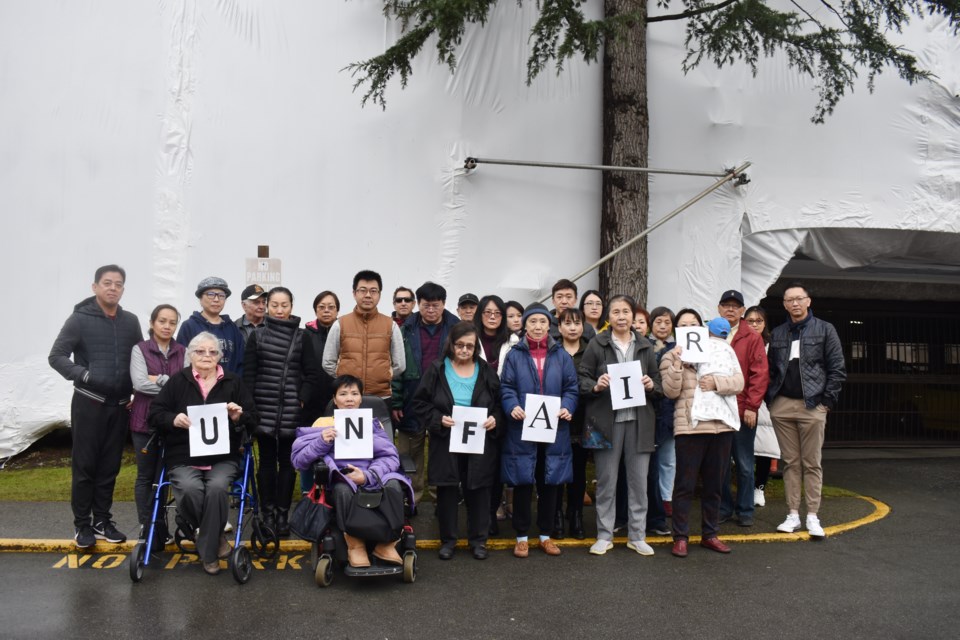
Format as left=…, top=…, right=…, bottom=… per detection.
left=321, top=427, right=336, bottom=443
left=483, top=416, right=496, bottom=431
left=173, top=413, right=191, bottom=429
left=558, top=408, right=572, bottom=421
left=441, top=415, right=455, bottom=428
left=593, top=373, right=611, bottom=393
left=510, top=406, right=525, bottom=421
left=226, top=402, right=243, bottom=422
left=641, top=375, right=654, bottom=391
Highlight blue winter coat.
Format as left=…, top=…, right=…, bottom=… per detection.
left=499, top=336, right=578, bottom=486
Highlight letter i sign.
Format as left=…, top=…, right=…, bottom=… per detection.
left=606, top=361, right=646, bottom=409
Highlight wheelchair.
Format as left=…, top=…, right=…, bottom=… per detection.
left=129, top=436, right=280, bottom=584
left=307, top=395, right=418, bottom=587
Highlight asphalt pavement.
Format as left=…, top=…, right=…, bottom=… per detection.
left=0, top=451, right=958, bottom=639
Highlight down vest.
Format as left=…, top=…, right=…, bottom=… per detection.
left=659, top=346, right=744, bottom=437
left=49, top=296, right=143, bottom=403
left=243, top=315, right=304, bottom=439
left=499, top=336, right=578, bottom=486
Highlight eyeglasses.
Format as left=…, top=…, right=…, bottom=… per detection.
left=355, top=287, right=380, bottom=296
left=745, top=318, right=764, bottom=325
left=454, top=342, right=476, bottom=351
left=204, top=291, right=227, bottom=301
left=193, top=349, right=220, bottom=357
left=783, top=296, right=809, bottom=305
left=394, top=297, right=414, bottom=304
left=316, top=305, right=338, bottom=312
left=719, top=303, right=743, bottom=311
left=482, top=310, right=502, bottom=318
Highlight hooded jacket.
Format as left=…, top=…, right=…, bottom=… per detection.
left=49, top=296, right=143, bottom=403
left=176, top=310, right=245, bottom=376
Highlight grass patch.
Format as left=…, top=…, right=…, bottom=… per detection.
left=0, top=451, right=137, bottom=502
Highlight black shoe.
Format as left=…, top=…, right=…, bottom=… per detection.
left=74, top=524, right=96, bottom=549
left=92, top=520, right=126, bottom=543
left=737, top=515, right=754, bottom=527
left=276, top=511, right=290, bottom=537
left=262, top=507, right=276, bottom=532
left=553, top=509, right=566, bottom=540
left=718, top=513, right=733, bottom=525
left=472, top=545, right=489, bottom=560
left=488, top=520, right=500, bottom=537
left=646, top=524, right=672, bottom=536
left=569, top=511, right=586, bottom=540
left=438, top=544, right=455, bottom=560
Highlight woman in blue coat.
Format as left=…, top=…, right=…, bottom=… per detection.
left=500, top=303, right=578, bottom=558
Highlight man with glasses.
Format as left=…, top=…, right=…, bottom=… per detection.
left=176, top=276, right=245, bottom=375
left=391, top=281, right=461, bottom=504
left=322, top=269, right=405, bottom=400
left=767, top=282, right=846, bottom=538
left=392, top=286, right=416, bottom=327
left=235, top=284, right=267, bottom=341
left=49, top=264, right=143, bottom=548
left=715, top=290, right=769, bottom=527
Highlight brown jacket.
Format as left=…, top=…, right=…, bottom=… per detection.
left=659, top=348, right=744, bottom=436
left=337, top=307, right=395, bottom=397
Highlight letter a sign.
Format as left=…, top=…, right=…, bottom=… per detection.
left=607, top=360, right=647, bottom=410
left=521, top=394, right=561, bottom=444
left=187, top=403, right=230, bottom=456
left=334, top=409, right=374, bottom=459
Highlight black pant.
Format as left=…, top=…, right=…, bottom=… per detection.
left=755, top=456, right=773, bottom=488
left=131, top=431, right=169, bottom=535
left=512, top=444, right=559, bottom=537
left=672, top=432, right=734, bottom=541
left=437, top=458, right=490, bottom=548
left=564, top=443, right=588, bottom=518
left=256, top=435, right=295, bottom=512
left=70, top=393, right=128, bottom=528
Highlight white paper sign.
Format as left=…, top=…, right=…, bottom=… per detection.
left=675, top=327, right=710, bottom=363
left=607, top=360, right=647, bottom=410
left=450, top=406, right=488, bottom=455
left=334, top=408, right=374, bottom=460
left=187, top=403, right=230, bottom=457
left=521, top=394, right=561, bottom=444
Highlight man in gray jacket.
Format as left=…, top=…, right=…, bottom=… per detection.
left=49, top=265, right=143, bottom=548
left=766, top=282, right=846, bottom=539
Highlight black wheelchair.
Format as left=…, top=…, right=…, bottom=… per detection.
left=307, top=396, right=418, bottom=587
left=129, top=436, right=280, bottom=584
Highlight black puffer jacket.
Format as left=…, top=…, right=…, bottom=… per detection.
left=49, top=296, right=143, bottom=402
left=300, top=322, right=335, bottom=425
left=412, top=358, right=503, bottom=490
left=148, top=367, right=258, bottom=467
left=767, top=314, right=846, bottom=409
left=243, top=315, right=304, bottom=439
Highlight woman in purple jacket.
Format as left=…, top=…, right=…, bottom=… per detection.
left=291, top=375, right=413, bottom=568
left=129, top=304, right=185, bottom=549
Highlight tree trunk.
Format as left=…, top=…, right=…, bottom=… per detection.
left=600, top=0, right=649, bottom=306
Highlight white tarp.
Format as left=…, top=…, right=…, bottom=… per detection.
left=1, top=2, right=958, bottom=458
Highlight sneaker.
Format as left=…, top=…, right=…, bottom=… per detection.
left=223, top=521, right=233, bottom=533
left=92, top=520, right=127, bottom=543
left=626, top=540, right=655, bottom=556
left=806, top=514, right=825, bottom=538
left=754, top=487, right=766, bottom=507
left=74, top=524, right=96, bottom=549
left=589, top=539, right=614, bottom=556
left=777, top=513, right=802, bottom=533
left=646, top=525, right=671, bottom=536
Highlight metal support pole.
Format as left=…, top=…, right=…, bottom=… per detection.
left=464, top=156, right=729, bottom=179
left=537, top=161, right=752, bottom=302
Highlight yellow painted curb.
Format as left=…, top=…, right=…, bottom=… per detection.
left=0, top=493, right=890, bottom=553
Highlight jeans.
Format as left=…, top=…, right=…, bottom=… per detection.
left=656, top=434, right=676, bottom=502
left=721, top=422, right=757, bottom=520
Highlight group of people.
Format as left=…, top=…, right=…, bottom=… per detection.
left=49, top=264, right=845, bottom=573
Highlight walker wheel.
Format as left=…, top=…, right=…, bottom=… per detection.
left=129, top=542, right=146, bottom=582
left=230, top=545, right=253, bottom=584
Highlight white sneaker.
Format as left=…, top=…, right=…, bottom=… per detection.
left=754, top=488, right=766, bottom=507
left=626, top=540, right=655, bottom=556
left=223, top=522, right=233, bottom=533
left=806, top=515, right=825, bottom=538
left=589, top=539, right=614, bottom=556
left=777, top=513, right=802, bottom=533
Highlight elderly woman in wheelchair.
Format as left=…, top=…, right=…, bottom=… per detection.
left=292, top=374, right=414, bottom=569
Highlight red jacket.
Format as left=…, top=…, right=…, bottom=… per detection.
left=729, top=322, right=769, bottom=417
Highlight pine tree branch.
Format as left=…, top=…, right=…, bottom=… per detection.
left=648, top=0, right=742, bottom=23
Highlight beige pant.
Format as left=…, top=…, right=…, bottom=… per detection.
left=395, top=430, right=432, bottom=504
left=769, top=396, right=827, bottom=513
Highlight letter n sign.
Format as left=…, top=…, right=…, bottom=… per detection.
left=334, top=408, right=374, bottom=459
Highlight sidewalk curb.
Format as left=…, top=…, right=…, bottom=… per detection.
left=0, top=493, right=890, bottom=554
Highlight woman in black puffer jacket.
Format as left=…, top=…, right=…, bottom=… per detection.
left=243, top=287, right=304, bottom=536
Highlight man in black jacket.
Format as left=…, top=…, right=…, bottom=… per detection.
left=766, top=282, right=846, bottom=539
left=49, top=265, right=143, bottom=548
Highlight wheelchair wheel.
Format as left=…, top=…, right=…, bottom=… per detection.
left=314, top=555, right=333, bottom=588
left=129, top=542, right=146, bottom=583
left=251, top=519, right=280, bottom=560
left=402, top=551, right=416, bottom=584
left=230, top=546, right=253, bottom=584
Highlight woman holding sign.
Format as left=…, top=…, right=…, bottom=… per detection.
left=412, top=321, right=502, bottom=560
left=500, top=303, right=578, bottom=558
left=148, top=332, right=258, bottom=575
left=578, top=295, right=662, bottom=556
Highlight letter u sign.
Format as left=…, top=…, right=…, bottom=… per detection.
left=199, top=417, right=219, bottom=445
